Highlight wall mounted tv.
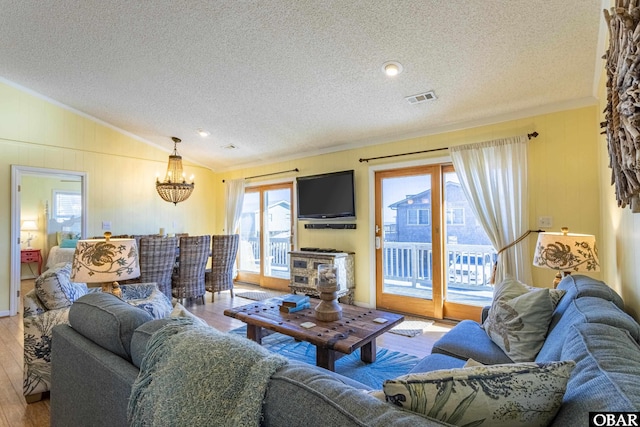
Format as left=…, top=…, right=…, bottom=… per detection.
left=296, top=170, right=356, bottom=220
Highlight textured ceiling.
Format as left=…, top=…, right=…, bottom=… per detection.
left=0, top=1, right=604, bottom=171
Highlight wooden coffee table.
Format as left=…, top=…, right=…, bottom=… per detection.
left=224, top=298, right=404, bottom=371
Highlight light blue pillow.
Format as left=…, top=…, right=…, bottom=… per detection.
left=60, top=239, right=78, bottom=248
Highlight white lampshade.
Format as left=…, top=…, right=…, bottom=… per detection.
left=533, top=227, right=599, bottom=287
left=21, top=220, right=38, bottom=231
left=71, top=237, right=140, bottom=296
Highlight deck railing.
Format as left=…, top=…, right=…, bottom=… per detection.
left=243, top=238, right=495, bottom=286
left=383, top=242, right=495, bottom=286
left=247, top=237, right=291, bottom=269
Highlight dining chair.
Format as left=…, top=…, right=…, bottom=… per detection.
left=175, top=233, right=189, bottom=246
left=205, top=234, right=240, bottom=302
left=172, top=235, right=210, bottom=304
left=137, top=236, right=178, bottom=299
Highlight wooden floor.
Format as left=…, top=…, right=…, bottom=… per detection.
left=1, top=280, right=452, bottom=426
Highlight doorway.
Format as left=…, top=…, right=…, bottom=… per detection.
left=374, top=163, right=493, bottom=321
left=10, top=166, right=87, bottom=316
left=236, top=182, right=293, bottom=290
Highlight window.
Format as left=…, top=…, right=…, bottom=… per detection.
left=407, top=208, right=430, bottom=225
left=53, top=191, right=81, bottom=221
left=446, top=207, right=465, bottom=225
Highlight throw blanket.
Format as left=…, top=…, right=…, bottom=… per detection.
left=128, top=319, right=288, bottom=427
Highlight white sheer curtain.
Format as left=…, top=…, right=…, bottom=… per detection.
left=449, top=135, right=533, bottom=286
left=224, top=179, right=245, bottom=235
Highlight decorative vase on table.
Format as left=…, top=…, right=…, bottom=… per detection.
left=314, top=264, right=342, bottom=321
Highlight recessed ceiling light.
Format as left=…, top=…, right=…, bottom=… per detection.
left=197, top=129, right=210, bottom=137
left=382, top=61, right=403, bottom=77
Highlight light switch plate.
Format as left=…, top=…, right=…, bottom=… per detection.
left=102, top=221, right=112, bottom=231
left=537, top=216, right=553, bottom=228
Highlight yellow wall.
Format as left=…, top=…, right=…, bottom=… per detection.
left=0, top=81, right=216, bottom=313
left=214, top=106, right=603, bottom=309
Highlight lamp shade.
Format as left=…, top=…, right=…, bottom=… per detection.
left=21, top=220, right=38, bottom=231
left=71, top=238, right=140, bottom=283
left=533, top=228, right=599, bottom=273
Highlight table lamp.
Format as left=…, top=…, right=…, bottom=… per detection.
left=532, top=227, right=599, bottom=288
left=21, top=220, right=39, bottom=249
left=70, top=232, right=140, bottom=298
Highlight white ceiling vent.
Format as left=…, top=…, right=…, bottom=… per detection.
left=405, top=91, right=437, bottom=104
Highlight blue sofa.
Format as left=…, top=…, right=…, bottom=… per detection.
left=417, top=275, right=640, bottom=425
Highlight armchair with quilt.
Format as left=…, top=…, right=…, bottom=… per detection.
left=22, top=262, right=172, bottom=403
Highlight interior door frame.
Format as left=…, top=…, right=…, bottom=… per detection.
left=10, top=165, right=87, bottom=316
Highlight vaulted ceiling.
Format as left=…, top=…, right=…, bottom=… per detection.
left=0, top=1, right=605, bottom=171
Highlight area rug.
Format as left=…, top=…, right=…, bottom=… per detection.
left=235, top=290, right=284, bottom=301
left=230, top=326, right=420, bottom=389
left=389, top=320, right=434, bottom=337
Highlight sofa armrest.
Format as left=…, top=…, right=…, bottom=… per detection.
left=51, top=324, right=139, bottom=427
left=23, top=307, right=71, bottom=397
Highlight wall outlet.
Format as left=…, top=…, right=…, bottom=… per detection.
left=102, top=221, right=112, bottom=231
left=537, top=216, right=553, bottom=228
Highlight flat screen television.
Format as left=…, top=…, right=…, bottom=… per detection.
left=296, top=170, right=356, bottom=219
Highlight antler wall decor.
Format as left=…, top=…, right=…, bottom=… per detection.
left=602, top=0, right=640, bottom=211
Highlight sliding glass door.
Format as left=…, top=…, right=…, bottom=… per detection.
left=375, top=164, right=494, bottom=321
left=236, top=183, right=293, bottom=290
left=375, top=165, right=443, bottom=317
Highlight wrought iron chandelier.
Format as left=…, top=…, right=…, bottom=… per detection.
left=156, top=137, right=194, bottom=205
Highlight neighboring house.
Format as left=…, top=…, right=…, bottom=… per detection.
left=266, top=200, right=291, bottom=237
left=240, top=200, right=291, bottom=265
left=386, top=182, right=492, bottom=246
left=240, top=200, right=291, bottom=240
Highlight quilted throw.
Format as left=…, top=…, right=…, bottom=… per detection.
left=128, top=319, right=288, bottom=427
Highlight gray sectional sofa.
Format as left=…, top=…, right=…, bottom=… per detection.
left=50, top=275, right=640, bottom=426
left=23, top=261, right=172, bottom=402
left=51, top=292, right=447, bottom=427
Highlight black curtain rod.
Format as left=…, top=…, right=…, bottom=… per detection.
left=358, top=132, right=539, bottom=163
left=222, top=168, right=299, bottom=182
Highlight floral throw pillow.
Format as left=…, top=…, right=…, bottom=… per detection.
left=35, top=263, right=87, bottom=310
left=382, top=360, right=575, bottom=427
left=483, top=278, right=555, bottom=362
